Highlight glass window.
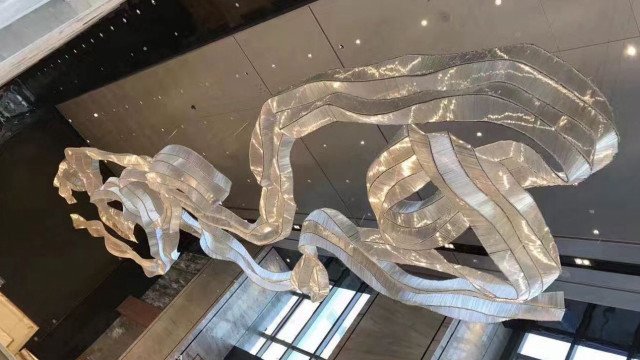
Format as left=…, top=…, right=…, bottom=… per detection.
left=262, top=343, right=287, bottom=360
left=237, top=263, right=370, bottom=360
left=518, top=333, right=571, bottom=360
left=571, top=345, right=626, bottom=360
left=320, top=294, right=370, bottom=358
left=297, top=287, right=356, bottom=353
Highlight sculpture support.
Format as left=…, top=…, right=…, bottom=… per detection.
left=54, top=44, right=618, bottom=323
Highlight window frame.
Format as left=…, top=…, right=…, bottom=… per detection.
left=251, top=263, right=371, bottom=360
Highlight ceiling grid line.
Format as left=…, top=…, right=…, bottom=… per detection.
left=536, top=0, right=561, bottom=52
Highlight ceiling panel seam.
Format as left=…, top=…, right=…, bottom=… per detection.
left=536, top=0, right=561, bottom=52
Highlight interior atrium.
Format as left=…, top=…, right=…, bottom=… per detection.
left=1, top=1, right=640, bottom=359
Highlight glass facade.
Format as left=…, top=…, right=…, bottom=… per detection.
left=236, top=257, right=371, bottom=360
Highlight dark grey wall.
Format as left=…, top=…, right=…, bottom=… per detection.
left=0, top=112, right=117, bottom=336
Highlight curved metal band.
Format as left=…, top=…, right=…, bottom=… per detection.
left=54, top=44, right=618, bottom=323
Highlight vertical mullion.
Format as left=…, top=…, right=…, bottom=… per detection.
left=256, top=292, right=304, bottom=358
left=565, top=304, right=596, bottom=360
left=282, top=269, right=350, bottom=359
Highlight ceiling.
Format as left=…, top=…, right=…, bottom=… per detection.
left=56, top=0, right=640, bottom=244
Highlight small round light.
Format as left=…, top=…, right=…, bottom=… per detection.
left=271, top=64, right=276, bottom=68
left=355, top=39, right=361, bottom=45
left=322, top=144, right=327, bottom=148
left=476, top=132, right=483, bottom=137
left=345, top=179, right=351, bottom=183
left=235, top=2, right=239, bottom=7
left=360, top=140, right=365, bottom=145
left=421, top=19, right=428, bottom=27
left=307, top=53, right=313, bottom=58
left=592, top=229, right=600, bottom=235
left=625, top=45, right=637, bottom=57
left=93, top=113, right=99, bottom=117
left=495, top=0, right=502, bottom=5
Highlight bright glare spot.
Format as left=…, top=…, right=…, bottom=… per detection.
left=572, top=345, right=626, bottom=360
left=625, top=45, right=637, bottom=57
left=355, top=38, right=361, bottom=45
left=360, top=140, right=365, bottom=145
left=575, top=258, right=584, bottom=265
left=93, top=113, right=99, bottom=117
left=421, top=19, right=428, bottom=27
left=271, top=64, right=276, bottom=68
left=495, top=0, right=502, bottom=5
left=476, top=132, right=483, bottom=137
left=307, top=53, right=313, bottom=58
left=519, top=333, right=570, bottom=359
left=592, top=229, right=600, bottom=235
left=444, top=243, right=455, bottom=249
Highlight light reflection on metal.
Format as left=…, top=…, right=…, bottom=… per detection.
left=54, top=44, right=617, bottom=322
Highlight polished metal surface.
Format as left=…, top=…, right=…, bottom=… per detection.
left=54, top=44, right=617, bottom=322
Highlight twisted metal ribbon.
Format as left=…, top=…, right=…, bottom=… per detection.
left=54, top=44, right=617, bottom=322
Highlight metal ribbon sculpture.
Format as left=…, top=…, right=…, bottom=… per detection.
left=54, top=44, right=618, bottom=323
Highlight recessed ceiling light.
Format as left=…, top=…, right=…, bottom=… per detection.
left=360, top=140, right=365, bottom=145
left=625, top=45, right=637, bottom=57
left=495, top=0, right=502, bottom=5
left=93, top=113, right=99, bottom=117
left=476, top=132, right=483, bottom=137
left=421, top=19, right=428, bottom=27
left=322, top=144, right=327, bottom=148
left=345, top=179, right=351, bottom=183
left=355, top=39, right=361, bottom=45
left=271, top=64, right=276, bottom=68
left=307, top=53, right=313, bottom=58
left=235, top=2, right=240, bottom=7
left=592, top=229, right=600, bottom=235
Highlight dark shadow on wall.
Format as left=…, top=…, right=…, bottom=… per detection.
left=0, top=109, right=157, bottom=359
